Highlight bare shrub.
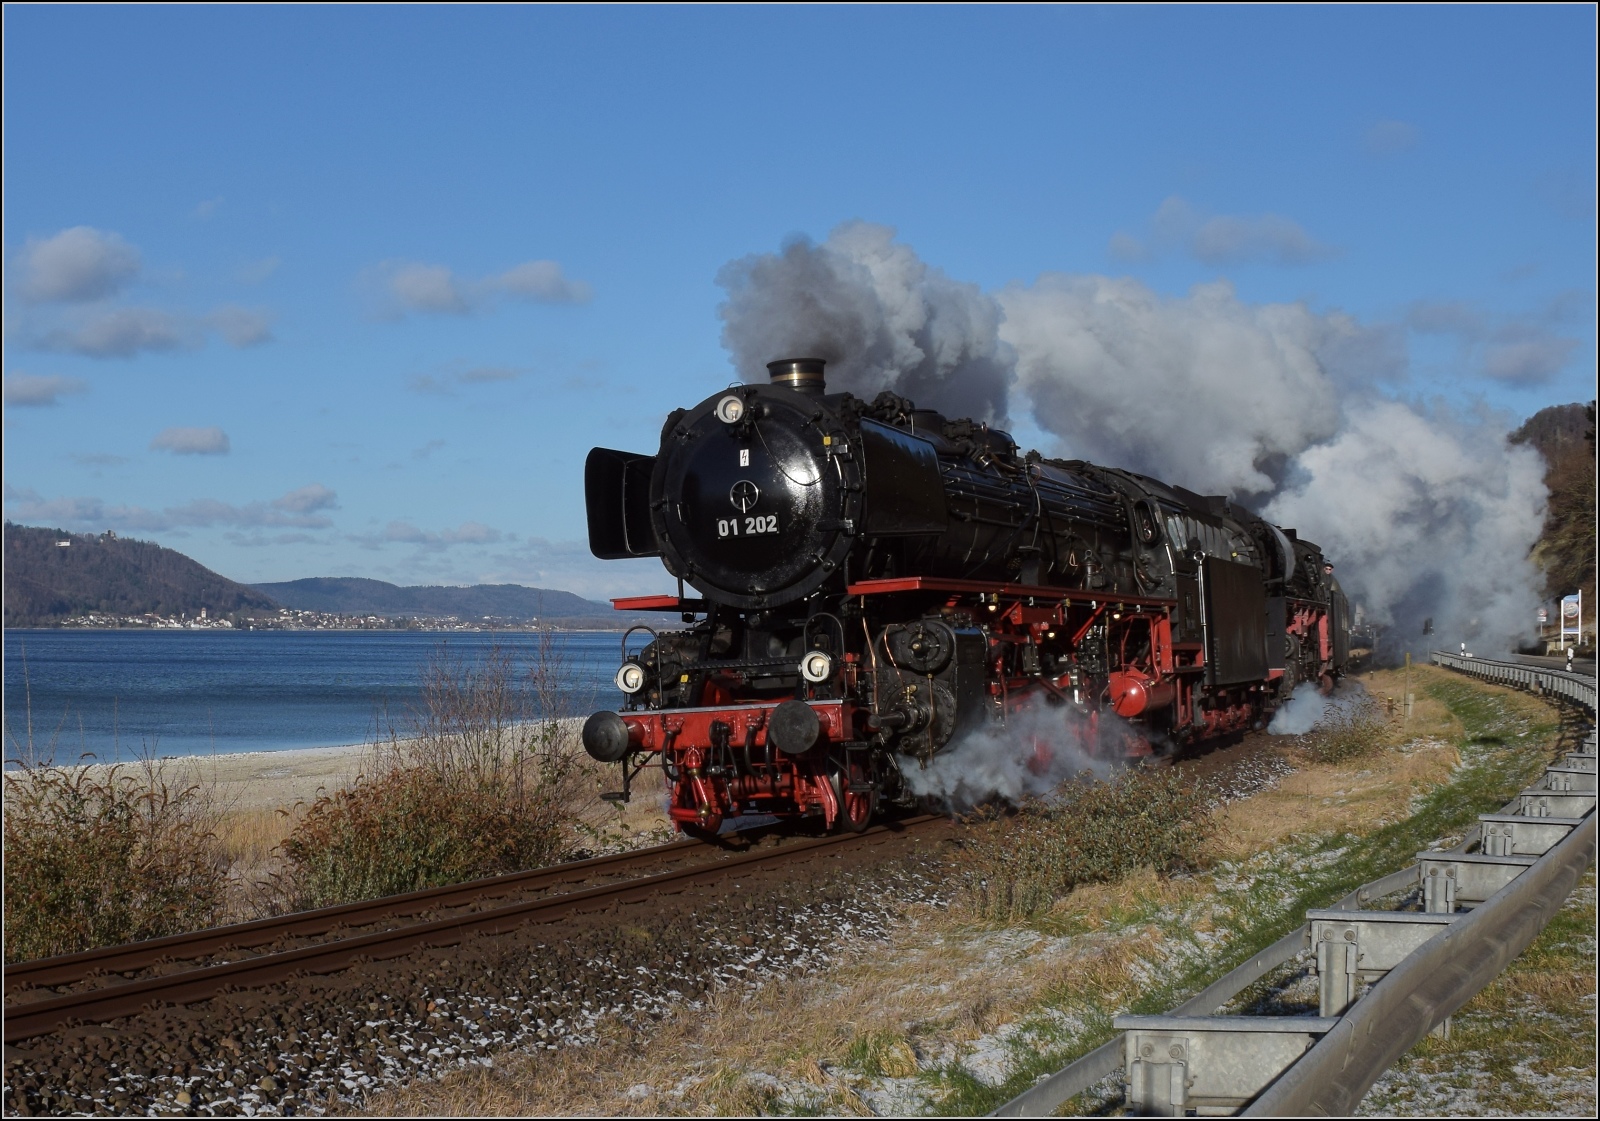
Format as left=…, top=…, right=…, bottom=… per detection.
left=955, top=768, right=1214, bottom=922
left=2, top=757, right=227, bottom=963
left=278, top=636, right=594, bottom=909
left=1299, top=695, right=1395, bottom=765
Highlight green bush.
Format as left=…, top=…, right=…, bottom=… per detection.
left=277, top=640, right=588, bottom=909
left=3, top=759, right=226, bottom=963
left=955, top=768, right=1214, bottom=922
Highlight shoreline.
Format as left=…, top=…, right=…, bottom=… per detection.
left=4, top=718, right=592, bottom=814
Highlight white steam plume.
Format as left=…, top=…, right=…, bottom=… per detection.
left=900, top=696, right=1119, bottom=810
left=998, top=274, right=1393, bottom=499
left=1268, top=680, right=1372, bottom=736
left=717, top=222, right=1547, bottom=659
left=1263, top=401, right=1546, bottom=650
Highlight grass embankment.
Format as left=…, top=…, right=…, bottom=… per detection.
left=356, top=665, right=1587, bottom=1117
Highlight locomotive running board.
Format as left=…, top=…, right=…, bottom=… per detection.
left=845, top=575, right=1176, bottom=608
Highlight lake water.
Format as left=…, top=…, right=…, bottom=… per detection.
left=3, top=629, right=643, bottom=764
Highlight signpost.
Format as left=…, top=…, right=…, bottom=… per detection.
left=1560, top=592, right=1582, bottom=650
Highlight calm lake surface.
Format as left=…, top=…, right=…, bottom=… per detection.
left=3, top=629, right=639, bottom=764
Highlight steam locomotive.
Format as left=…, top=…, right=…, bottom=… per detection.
left=582, top=358, right=1350, bottom=836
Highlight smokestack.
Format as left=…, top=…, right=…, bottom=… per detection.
left=767, top=357, right=826, bottom=395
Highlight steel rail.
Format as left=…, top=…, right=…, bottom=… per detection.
left=3, top=814, right=942, bottom=1042
left=5, top=836, right=710, bottom=995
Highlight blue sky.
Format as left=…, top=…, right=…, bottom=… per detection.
left=4, top=5, right=1594, bottom=601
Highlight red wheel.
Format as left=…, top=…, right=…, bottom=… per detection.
left=831, top=764, right=876, bottom=833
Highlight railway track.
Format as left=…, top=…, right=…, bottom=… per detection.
left=4, top=813, right=943, bottom=1043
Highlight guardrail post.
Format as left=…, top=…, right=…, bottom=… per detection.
left=1116, top=1016, right=1338, bottom=1116
left=1315, top=934, right=1359, bottom=1017
left=1520, top=789, right=1597, bottom=818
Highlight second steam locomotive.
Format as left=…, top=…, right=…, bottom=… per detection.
left=583, top=358, right=1350, bottom=836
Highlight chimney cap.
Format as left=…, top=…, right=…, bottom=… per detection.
left=766, top=358, right=826, bottom=394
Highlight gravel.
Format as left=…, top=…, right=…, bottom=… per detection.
left=3, top=834, right=950, bottom=1117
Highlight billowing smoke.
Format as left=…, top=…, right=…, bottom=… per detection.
left=1263, top=401, right=1547, bottom=648
left=999, top=275, right=1392, bottom=500
left=717, top=222, right=1014, bottom=424
left=717, top=221, right=1546, bottom=658
left=899, top=696, right=1117, bottom=810
left=1267, top=680, right=1372, bottom=736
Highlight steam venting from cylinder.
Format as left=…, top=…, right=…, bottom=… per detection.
left=767, top=357, right=826, bottom=395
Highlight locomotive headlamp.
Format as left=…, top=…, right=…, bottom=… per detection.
left=799, top=650, right=834, bottom=683
left=615, top=662, right=646, bottom=694
left=715, top=395, right=746, bottom=424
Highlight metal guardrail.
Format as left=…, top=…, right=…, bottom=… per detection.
left=1432, top=650, right=1597, bottom=711
left=995, top=651, right=1596, bottom=1117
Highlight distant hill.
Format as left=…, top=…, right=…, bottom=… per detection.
left=4, top=523, right=280, bottom=627
left=253, top=577, right=613, bottom=620
left=1510, top=402, right=1590, bottom=463
left=1512, top=401, right=1597, bottom=602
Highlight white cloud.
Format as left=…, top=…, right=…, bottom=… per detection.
left=1365, top=119, right=1421, bottom=155
left=150, top=426, right=231, bottom=455
left=4, top=483, right=340, bottom=532
left=69, top=453, right=129, bottom=468
left=494, top=260, right=593, bottom=304
left=1264, top=402, right=1545, bottom=648
left=357, top=519, right=505, bottom=551
left=370, top=257, right=593, bottom=318
left=406, top=365, right=523, bottom=394
left=192, top=197, right=223, bottom=221
left=4, top=373, right=88, bottom=407
left=485, top=537, right=667, bottom=600
left=14, top=226, right=141, bottom=303
left=386, top=262, right=471, bottom=314
left=208, top=305, right=274, bottom=347
left=1000, top=274, right=1376, bottom=496
left=236, top=256, right=281, bottom=284
left=272, top=483, right=338, bottom=514
left=30, top=304, right=276, bottom=358
left=1481, top=330, right=1578, bottom=385
left=1405, top=299, right=1581, bottom=384
left=1110, top=196, right=1338, bottom=267
left=40, top=307, right=190, bottom=357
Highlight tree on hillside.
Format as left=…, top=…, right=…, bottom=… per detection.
left=1513, top=401, right=1597, bottom=603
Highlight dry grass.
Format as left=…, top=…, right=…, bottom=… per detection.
left=358, top=898, right=1147, bottom=1116
left=1212, top=665, right=1478, bottom=859
left=2, top=755, right=230, bottom=962
left=954, top=768, right=1215, bottom=921
left=275, top=641, right=606, bottom=910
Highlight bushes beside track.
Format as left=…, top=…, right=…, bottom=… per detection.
left=276, top=640, right=592, bottom=909
left=2, top=758, right=228, bottom=963
left=2, top=637, right=600, bottom=961
left=955, top=769, right=1215, bottom=922
left=1296, top=694, right=1397, bottom=765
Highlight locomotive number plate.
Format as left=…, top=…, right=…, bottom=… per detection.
left=718, top=515, right=779, bottom=538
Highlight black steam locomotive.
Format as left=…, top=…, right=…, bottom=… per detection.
left=583, top=358, right=1350, bottom=835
